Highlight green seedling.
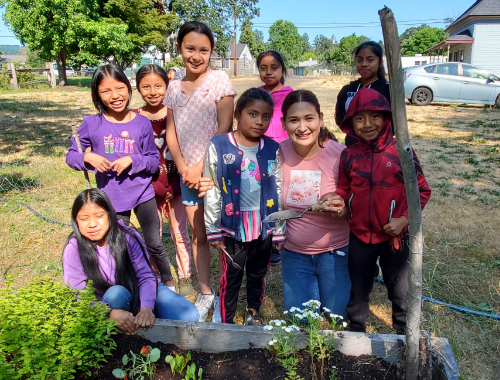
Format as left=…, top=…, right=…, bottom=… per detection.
left=165, top=352, right=191, bottom=375
left=183, top=362, right=203, bottom=380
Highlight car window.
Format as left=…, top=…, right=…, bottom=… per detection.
left=492, top=74, right=500, bottom=81
left=436, top=64, right=459, bottom=76
left=463, top=65, right=491, bottom=79
left=424, top=65, right=436, bottom=73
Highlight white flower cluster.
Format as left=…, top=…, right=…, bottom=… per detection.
left=269, top=319, right=287, bottom=327
left=302, top=300, right=321, bottom=308
left=268, top=339, right=278, bottom=346
left=282, top=325, right=300, bottom=333
left=328, top=313, right=344, bottom=320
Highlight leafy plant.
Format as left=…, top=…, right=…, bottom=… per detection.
left=165, top=352, right=191, bottom=375
left=184, top=362, right=203, bottom=380
left=113, top=345, right=161, bottom=380
left=0, top=277, right=116, bottom=379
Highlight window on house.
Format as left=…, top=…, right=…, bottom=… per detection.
left=422, top=61, right=427, bottom=65
left=436, top=63, right=458, bottom=75
left=415, top=61, right=421, bottom=66
left=460, top=50, right=464, bottom=62
left=222, top=59, right=229, bottom=69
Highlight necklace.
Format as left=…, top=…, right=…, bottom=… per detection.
left=182, top=70, right=209, bottom=94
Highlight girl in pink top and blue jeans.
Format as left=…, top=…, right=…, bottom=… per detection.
left=275, top=90, right=351, bottom=319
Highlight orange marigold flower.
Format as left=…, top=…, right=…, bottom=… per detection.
left=140, top=346, right=150, bottom=355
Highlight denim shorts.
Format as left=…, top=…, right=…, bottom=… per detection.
left=180, top=175, right=204, bottom=206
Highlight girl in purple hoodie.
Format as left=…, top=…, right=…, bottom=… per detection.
left=257, top=50, right=294, bottom=144
left=63, top=188, right=199, bottom=335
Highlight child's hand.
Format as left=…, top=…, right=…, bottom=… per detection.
left=182, top=165, right=202, bottom=189
left=273, top=242, right=285, bottom=251
left=319, top=192, right=345, bottom=217
left=109, top=309, right=137, bottom=335
left=110, top=156, right=133, bottom=176
left=84, top=152, right=112, bottom=173
left=165, top=192, right=174, bottom=202
left=210, top=240, right=222, bottom=250
left=134, top=307, right=155, bottom=331
left=198, top=177, right=215, bottom=198
left=383, top=216, right=409, bottom=237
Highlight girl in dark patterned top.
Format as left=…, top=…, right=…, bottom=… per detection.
left=134, top=64, right=195, bottom=297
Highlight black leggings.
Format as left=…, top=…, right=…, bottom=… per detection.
left=117, top=197, right=173, bottom=283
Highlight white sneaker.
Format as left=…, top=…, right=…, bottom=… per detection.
left=194, top=288, right=215, bottom=322
left=212, top=296, right=221, bottom=323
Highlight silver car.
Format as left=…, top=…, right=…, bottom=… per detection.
left=404, top=62, right=500, bottom=106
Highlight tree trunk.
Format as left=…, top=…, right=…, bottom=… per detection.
left=378, top=7, right=424, bottom=380
left=56, top=48, right=68, bottom=86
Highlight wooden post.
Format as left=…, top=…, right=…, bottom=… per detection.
left=71, top=121, right=91, bottom=189
left=233, top=8, right=237, bottom=76
left=46, top=62, right=56, bottom=88
left=378, top=7, right=424, bottom=380
left=8, top=63, right=18, bottom=89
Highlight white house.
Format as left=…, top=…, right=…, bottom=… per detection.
left=427, top=0, right=500, bottom=75
left=211, top=44, right=257, bottom=76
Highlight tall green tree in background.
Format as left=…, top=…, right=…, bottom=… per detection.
left=399, top=24, right=448, bottom=56
left=325, top=33, right=368, bottom=73
left=239, top=19, right=265, bottom=59
left=267, top=19, right=302, bottom=67
left=300, top=33, right=312, bottom=55
left=313, top=35, right=333, bottom=56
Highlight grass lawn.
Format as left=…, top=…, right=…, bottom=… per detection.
left=1, top=75, right=499, bottom=379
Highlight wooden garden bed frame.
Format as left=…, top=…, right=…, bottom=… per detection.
left=138, top=319, right=460, bottom=380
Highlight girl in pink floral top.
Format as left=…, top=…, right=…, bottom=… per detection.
left=165, top=21, right=236, bottom=321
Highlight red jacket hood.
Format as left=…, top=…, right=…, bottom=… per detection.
left=339, top=87, right=393, bottom=152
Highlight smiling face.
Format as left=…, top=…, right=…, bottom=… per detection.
left=282, top=101, right=323, bottom=149
left=76, top=202, right=110, bottom=247
left=236, top=100, right=273, bottom=141
left=351, top=110, right=385, bottom=141
left=355, top=47, right=381, bottom=82
left=259, top=55, right=284, bottom=88
left=178, top=31, right=212, bottom=75
left=138, top=72, right=167, bottom=108
left=98, top=76, right=130, bottom=117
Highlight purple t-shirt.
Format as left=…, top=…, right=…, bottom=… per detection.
left=66, top=114, right=160, bottom=212
left=62, top=220, right=157, bottom=310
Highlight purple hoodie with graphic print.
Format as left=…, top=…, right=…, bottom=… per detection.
left=66, top=114, right=160, bottom=212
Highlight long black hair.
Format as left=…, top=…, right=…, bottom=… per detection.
left=256, top=50, right=287, bottom=85
left=136, top=64, right=169, bottom=89
left=67, top=188, right=154, bottom=315
left=354, top=41, right=386, bottom=79
left=91, top=64, right=132, bottom=117
left=177, top=21, right=215, bottom=52
left=282, top=90, right=337, bottom=147
left=234, top=87, right=273, bottom=120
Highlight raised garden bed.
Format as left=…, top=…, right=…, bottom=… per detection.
left=88, top=320, right=460, bottom=380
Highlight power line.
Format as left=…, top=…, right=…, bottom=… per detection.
left=252, top=18, right=448, bottom=26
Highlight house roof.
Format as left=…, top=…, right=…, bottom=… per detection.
left=447, top=0, right=500, bottom=31
left=426, top=30, right=474, bottom=52
left=211, top=44, right=251, bottom=59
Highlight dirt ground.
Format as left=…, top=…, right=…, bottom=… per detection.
left=1, top=75, right=499, bottom=380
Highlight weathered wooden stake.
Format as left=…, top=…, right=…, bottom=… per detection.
left=8, top=63, right=18, bottom=89
left=378, top=7, right=425, bottom=380
left=71, top=121, right=91, bottom=189
left=46, top=62, right=56, bottom=88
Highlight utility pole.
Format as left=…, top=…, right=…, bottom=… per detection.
left=233, top=8, right=237, bottom=76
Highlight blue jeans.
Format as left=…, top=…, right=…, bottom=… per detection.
left=102, top=284, right=200, bottom=322
left=281, top=246, right=351, bottom=319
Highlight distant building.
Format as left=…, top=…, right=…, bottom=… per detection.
left=211, top=44, right=257, bottom=75
left=293, top=58, right=330, bottom=76
left=382, top=54, right=448, bottom=71
left=0, top=54, right=27, bottom=65
left=427, top=0, right=500, bottom=75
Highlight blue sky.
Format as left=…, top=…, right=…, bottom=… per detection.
left=1, top=0, right=475, bottom=46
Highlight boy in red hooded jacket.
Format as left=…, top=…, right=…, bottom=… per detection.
left=327, top=87, right=431, bottom=334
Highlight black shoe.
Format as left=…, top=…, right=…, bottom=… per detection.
left=270, top=249, right=281, bottom=266
left=246, top=309, right=266, bottom=326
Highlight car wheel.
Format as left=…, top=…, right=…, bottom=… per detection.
left=495, top=94, right=500, bottom=108
left=411, top=87, right=433, bottom=106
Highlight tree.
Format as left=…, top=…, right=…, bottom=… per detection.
left=300, top=51, right=317, bottom=61
left=26, top=48, right=46, bottom=68
left=313, top=34, right=334, bottom=56
left=400, top=25, right=448, bottom=56
left=300, top=33, right=312, bottom=55
left=239, top=19, right=265, bottom=59
left=326, top=33, right=369, bottom=73
left=267, top=20, right=302, bottom=67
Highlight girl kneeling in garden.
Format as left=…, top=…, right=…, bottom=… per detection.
left=63, top=188, right=199, bottom=334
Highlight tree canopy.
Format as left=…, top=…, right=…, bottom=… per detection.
left=300, top=33, right=312, bottom=55
left=313, top=35, right=334, bottom=56
left=400, top=24, right=448, bottom=56
left=324, top=33, right=369, bottom=73
left=239, top=19, right=266, bottom=59
left=267, top=19, right=302, bottom=67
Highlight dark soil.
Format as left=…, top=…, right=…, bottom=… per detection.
left=86, top=334, right=398, bottom=380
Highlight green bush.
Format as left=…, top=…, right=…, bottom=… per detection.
left=0, top=278, right=117, bottom=379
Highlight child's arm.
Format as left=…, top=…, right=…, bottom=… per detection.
left=272, top=148, right=286, bottom=249
left=215, top=96, right=235, bottom=136
left=66, top=118, right=111, bottom=172
left=62, top=239, right=88, bottom=290
left=203, top=142, right=223, bottom=244
left=166, top=110, right=188, bottom=174
left=335, top=151, right=352, bottom=201
left=127, top=122, right=160, bottom=176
